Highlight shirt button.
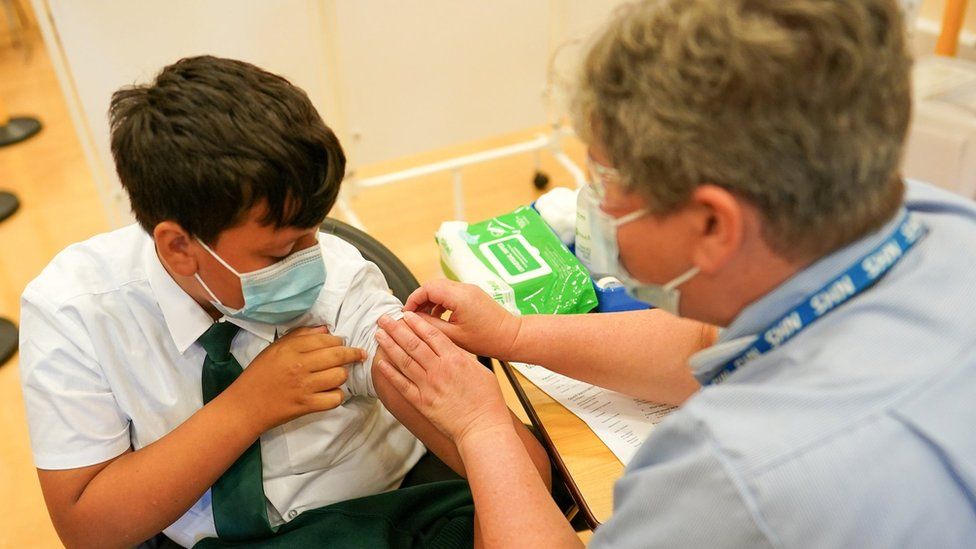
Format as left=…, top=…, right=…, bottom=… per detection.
left=287, top=510, right=298, bottom=519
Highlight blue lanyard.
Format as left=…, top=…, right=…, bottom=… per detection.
left=706, top=212, right=928, bottom=386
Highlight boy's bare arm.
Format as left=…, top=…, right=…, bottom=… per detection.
left=37, top=328, right=357, bottom=549
left=39, top=393, right=264, bottom=549
left=373, top=344, right=552, bottom=490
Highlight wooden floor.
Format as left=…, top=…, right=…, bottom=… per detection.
left=0, top=35, right=586, bottom=547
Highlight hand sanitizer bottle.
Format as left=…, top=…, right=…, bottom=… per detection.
left=575, top=183, right=607, bottom=276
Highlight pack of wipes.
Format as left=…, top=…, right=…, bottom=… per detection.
left=436, top=206, right=598, bottom=315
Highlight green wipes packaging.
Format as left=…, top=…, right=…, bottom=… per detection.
left=436, top=206, right=597, bottom=315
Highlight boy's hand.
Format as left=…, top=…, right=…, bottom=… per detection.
left=223, top=326, right=366, bottom=435
left=402, top=279, right=522, bottom=360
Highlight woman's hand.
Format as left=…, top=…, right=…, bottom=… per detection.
left=402, top=279, right=522, bottom=360
left=374, top=311, right=512, bottom=444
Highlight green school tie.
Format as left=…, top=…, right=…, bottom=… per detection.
left=199, top=321, right=274, bottom=541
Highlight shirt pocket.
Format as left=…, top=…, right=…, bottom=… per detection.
left=280, top=397, right=377, bottom=475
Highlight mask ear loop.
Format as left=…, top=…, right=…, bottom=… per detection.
left=194, top=272, right=225, bottom=305
left=664, top=266, right=701, bottom=291
left=611, top=208, right=648, bottom=227
left=195, top=238, right=243, bottom=277
left=194, top=238, right=243, bottom=312
left=607, top=208, right=698, bottom=291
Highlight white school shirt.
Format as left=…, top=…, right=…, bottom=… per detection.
left=19, top=224, right=424, bottom=547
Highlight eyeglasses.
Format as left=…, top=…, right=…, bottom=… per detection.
left=586, top=155, right=620, bottom=202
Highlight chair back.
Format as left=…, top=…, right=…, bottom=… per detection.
left=319, top=218, right=421, bottom=304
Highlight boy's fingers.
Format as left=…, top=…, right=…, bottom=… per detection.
left=290, top=333, right=346, bottom=353
left=280, top=326, right=329, bottom=339
left=308, top=367, right=349, bottom=392
left=308, top=389, right=345, bottom=411
left=302, top=346, right=367, bottom=372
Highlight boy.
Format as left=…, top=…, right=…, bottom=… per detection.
left=19, top=56, right=549, bottom=548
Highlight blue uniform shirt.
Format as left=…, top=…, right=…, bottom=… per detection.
left=590, top=180, right=976, bottom=548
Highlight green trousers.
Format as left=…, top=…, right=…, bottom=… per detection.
left=192, top=479, right=473, bottom=549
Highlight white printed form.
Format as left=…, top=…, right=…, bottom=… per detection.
left=510, top=362, right=675, bottom=465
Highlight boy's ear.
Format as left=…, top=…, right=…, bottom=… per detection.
left=153, top=221, right=199, bottom=277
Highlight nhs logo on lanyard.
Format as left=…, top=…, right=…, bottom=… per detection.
left=710, top=213, right=927, bottom=386
left=861, top=215, right=925, bottom=279
left=809, top=277, right=856, bottom=317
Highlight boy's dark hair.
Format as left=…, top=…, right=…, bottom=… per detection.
left=110, top=55, right=345, bottom=243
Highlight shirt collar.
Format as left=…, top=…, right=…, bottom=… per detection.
left=689, top=207, right=909, bottom=379
left=144, top=242, right=277, bottom=354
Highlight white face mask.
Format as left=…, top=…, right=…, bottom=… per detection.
left=194, top=237, right=326, bottom=324
left=587, top=194, right=699, bottom=316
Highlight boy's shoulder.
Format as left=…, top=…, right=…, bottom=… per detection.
left=24, top=224, right=151, bottom=310
left=283, top=231, right=401, bottom=332
left=316, top=231, right=385, bottom=290
left=319, top=231, right=364, bottom=262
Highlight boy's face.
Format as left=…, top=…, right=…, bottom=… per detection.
left=191, top=203, right=320, bottom=311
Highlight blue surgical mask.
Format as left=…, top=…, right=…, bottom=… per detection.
left=194, top=237, right=326, bottom=324
left=588, top=193, right=699, bottom=316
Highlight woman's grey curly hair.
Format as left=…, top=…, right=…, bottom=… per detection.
left=573, top=0, right=913, bottom=259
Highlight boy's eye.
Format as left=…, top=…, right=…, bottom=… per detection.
left=267, top=244, right=297, bottom=261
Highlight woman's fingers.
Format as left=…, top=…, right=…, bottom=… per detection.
left=412, top=311, right=457, bottom=337
left=403, top=286, right=433, bottom=313
left=376, top=359, right=422, bottom=407
left=375, top=330, right=427, bottom=385
left=374, top=313, right=513, bottom=442
left=403, top=279, right=462, bottom=313
left=377, top=314, right=439, bottom=363
left=402, top=311, right=459, bottom=357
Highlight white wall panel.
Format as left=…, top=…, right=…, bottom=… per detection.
left=331, top=0, right=550, bottom=166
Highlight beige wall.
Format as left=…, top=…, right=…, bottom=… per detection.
left=33, top=0, right=629, bottom=228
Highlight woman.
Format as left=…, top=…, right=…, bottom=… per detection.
left=375, top=0, right=976, bottom=546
